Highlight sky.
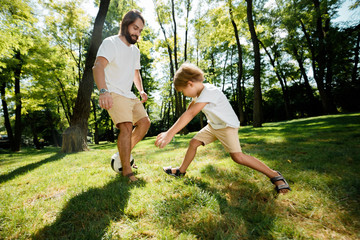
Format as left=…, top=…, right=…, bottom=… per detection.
left=82, top=0, right=360, bottom=29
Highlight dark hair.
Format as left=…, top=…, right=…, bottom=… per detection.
left=120, top=10, right=145, bottom=36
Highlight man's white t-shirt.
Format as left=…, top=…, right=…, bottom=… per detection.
left=194, top=83, right=240, bottom=129
left=96, top=35, right=141, bottom=99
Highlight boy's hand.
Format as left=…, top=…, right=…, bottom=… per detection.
left=155, top=132, right=173, bottom=148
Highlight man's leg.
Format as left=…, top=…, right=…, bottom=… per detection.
left=117, top=122, right=137, bottom=181
left=131, top=117, right=151, bottom=150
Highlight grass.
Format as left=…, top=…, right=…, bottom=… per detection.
left=0, top=113, right=359, bottom=239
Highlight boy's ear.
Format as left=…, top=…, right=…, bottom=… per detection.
left=188, top=81, right=194, bottom=87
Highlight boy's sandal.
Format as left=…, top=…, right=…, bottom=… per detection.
left=163, top=166, right=186, bottom=177
left=270, top=171, right=291, bottom=193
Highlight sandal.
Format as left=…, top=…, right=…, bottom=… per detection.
left=270, top=171, right=291, bottom=193
left=163, top=166, right=186, bottom=177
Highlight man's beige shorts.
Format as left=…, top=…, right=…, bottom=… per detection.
left=107, top=93, right=148, bottom=127
left=193, top=124, right=242, bottom=153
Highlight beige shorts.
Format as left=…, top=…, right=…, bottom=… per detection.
left=107, top=93, right=148, bottom=127
left=193, top=124, right=242, bottom=153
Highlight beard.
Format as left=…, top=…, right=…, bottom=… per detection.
left=124, top=30, right=138, bottom=44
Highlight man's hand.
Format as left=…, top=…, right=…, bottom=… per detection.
left=155, top=131, right=173, bottom=148
left=99, top=92, right=113, bottom=110
left=140, top=91, right=148, bottom=103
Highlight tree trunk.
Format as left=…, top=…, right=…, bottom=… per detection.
left=352, top=28, right=360, bottom=83
left=0, top=81, right=15, bottom=151
left=155, top=3, right=175, bottom=125
left=91, top=99, right=99, bottom=144
left=246, top=0, right=262, bottom=127
left=182, top=0, right=190, bottom=119
left=259, top=40, right=291, bottom=119
left=56, top=77, right=72, bottom=125
left=13, top=51, right=23, bottom=151
left=171, top=0, right=181, bottom=120
left=291, top=43, right=317, bottom=113
left=229, top=2, right=245, bottom=124
left=61, top=0, right=110, bottom=153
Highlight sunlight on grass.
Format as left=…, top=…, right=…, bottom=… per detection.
left=0, top=113, right=359, bottom=239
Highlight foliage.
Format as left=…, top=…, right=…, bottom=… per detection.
left=1, top=0, right=360, bottom=151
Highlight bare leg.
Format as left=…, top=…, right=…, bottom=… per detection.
left=170, top=138, right=203, bottom=174
left=131, top=117, right=151, bottom=150
left=117, top=122, right=137, bottom=182
left=230, top=152, right=289, bottom=194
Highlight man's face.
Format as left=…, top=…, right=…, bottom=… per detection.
left=125, top=18, right=144, bottom=44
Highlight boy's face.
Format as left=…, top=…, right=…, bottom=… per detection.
left=178, top=81, right=199, bottom=98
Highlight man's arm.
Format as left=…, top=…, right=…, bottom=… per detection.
left=93, top=56, right=112, bottom=110
left=155, top=101, right=208, bottom=148
left=133, top=69, right=148, bottom=103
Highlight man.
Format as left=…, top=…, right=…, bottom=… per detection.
left=93, top=10, right=151, bottom=182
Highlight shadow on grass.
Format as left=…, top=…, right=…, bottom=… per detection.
left=154, top=165, right=280, bottom=239
left=194, top=166, right=279, bottom=239
left=88, top=142, right=117, bottom=150
left=0, top=151, right=66, bottom=184
left=33, top=177, right=146, bottom=240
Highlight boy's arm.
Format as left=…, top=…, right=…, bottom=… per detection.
left=155, top=101, right=207, bottom=148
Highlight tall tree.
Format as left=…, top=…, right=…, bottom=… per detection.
left=153, top=0, right=176, bottom=128
left=62, top=0, right=110, bottom=153
left=228, top=0, right=246, bottom=124
left=246, top=0, right=262, bottom=127
left=0, top=0, right=35, bottom=151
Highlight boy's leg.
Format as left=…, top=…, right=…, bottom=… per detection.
left=230, top=152, right=289, bottom=193
left=170, top=138, right=203, bottom=174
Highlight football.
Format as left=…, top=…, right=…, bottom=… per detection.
left=110, top=152, right=135, bottom=173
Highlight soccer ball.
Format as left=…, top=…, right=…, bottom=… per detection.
left=110, top=152, right=135, bottom=173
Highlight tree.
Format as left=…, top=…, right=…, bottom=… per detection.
left=0, top=0, right=35, bottom=151
left=246, top=0, right=262, bottom=127
left=228, top=0, right=246, bottom=124
left=62, top=0, right=110, bottom=153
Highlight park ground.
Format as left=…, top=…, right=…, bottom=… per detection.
left=0, top=113, right=359, bottom=239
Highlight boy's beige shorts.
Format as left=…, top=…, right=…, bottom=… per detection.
left=194, top=124, right=242, bottom=153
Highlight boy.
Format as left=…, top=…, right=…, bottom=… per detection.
left=155, top=63, right=291, bottom=193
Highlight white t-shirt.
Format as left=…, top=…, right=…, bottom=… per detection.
left=96, top=35, right=141, bottom=99
left=195, top=83, right=240, bottom=129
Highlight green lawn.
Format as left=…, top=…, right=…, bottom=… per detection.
left=1, top=113, right=359, bottom=239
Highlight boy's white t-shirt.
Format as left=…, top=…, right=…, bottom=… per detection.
left=96, top=35, right=141, bottom=99
left=194, top=83, right=240, bottom=129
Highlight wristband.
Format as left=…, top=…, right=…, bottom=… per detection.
left=99, top=88, right=109, bottom=95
